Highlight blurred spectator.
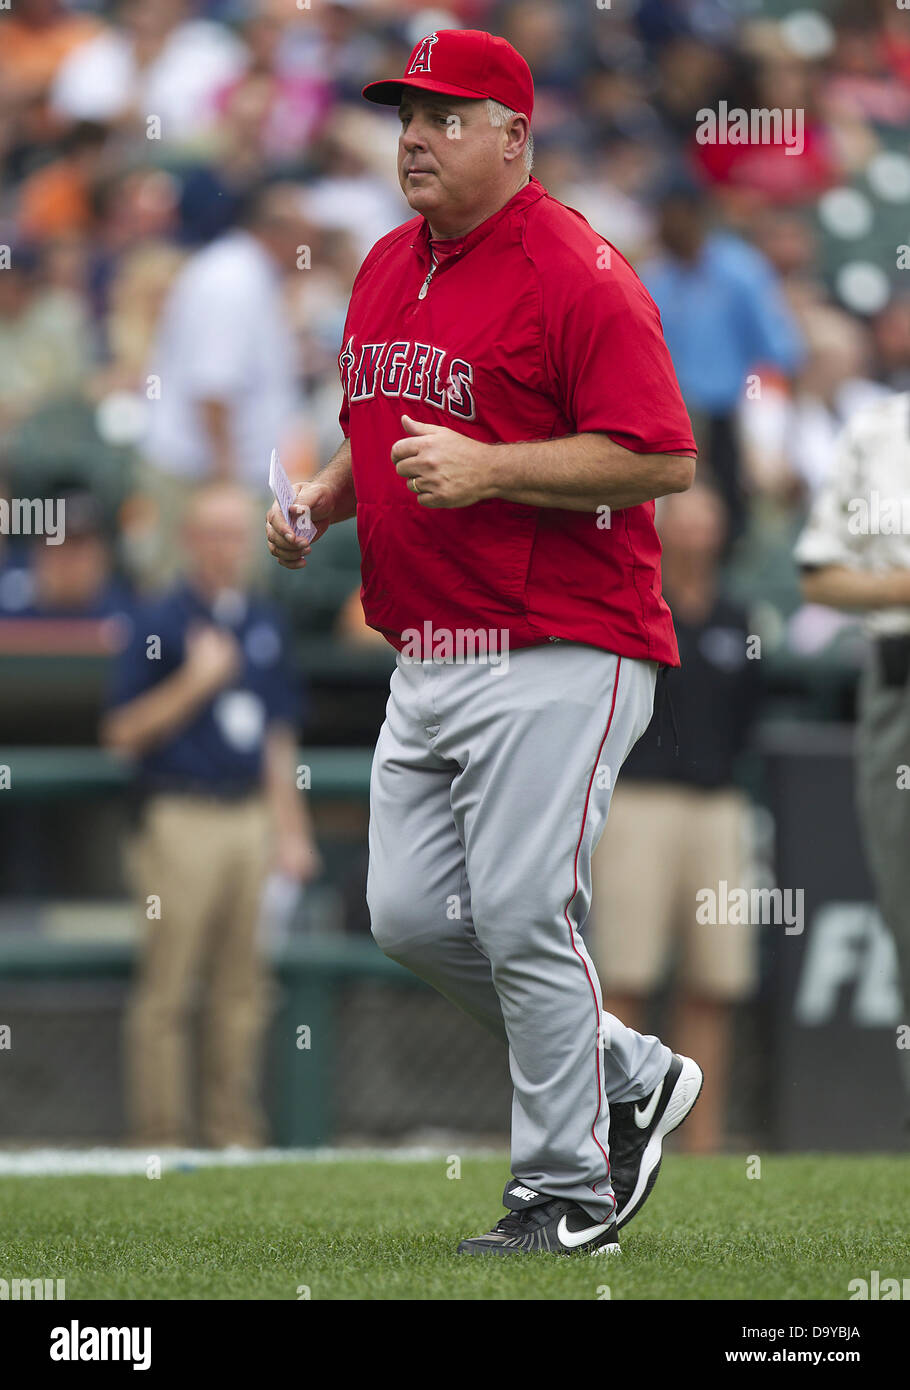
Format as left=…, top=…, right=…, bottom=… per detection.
left=591, top=485, right=761, bottom=1154
left=50, top=0, right=247, bottom=151
left=872, top=297, right=910, bottom=393
left=16, top=120, right=110, bottom=242
left=175, top=11, right=347, bottom=245
left=876, top=0, right=910, bottom=88
left=651, top=35, right=729, bottom=150
left=553, top=136, right=660, bottom=263
left=284, top=223, right=360, bottom=461
left=0, top=243, right=91, bottom=438
left=636, top=0, right=739, bottom=51
left=102, top=480, right=320, bottom=1148
left=212, top=9, right=334, bottom=165
left=749, top=206, right=819, bottom=292
left=825, top=8, right=910, bottom=130
left=302, top=106, right=408, bottom=262
left=0, top=0, right=102, bottom=115
left=693, top=29, right=840, bottom=212
left=497, top=0, right=586, bottom=144
left=740, top=303, right=889, bottom=502
left=91, top=241, right=187, bottom=400
left=581, top=57, right=659, bottom=151
left=796, top=393, right=910, bottom=1111
left=0, top=483, right=133, bottom=628
left=175, top=77, right=298, bottom=246
left=87, top=165, right=182, bottom=328
left=134, top=182, right=313, bottom=586
left=280, top=0, right=392, bottom=105
left=641, top=186, right=805, bottom=542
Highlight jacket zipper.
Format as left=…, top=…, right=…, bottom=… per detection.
left=417, top=250, right=439, bottom=300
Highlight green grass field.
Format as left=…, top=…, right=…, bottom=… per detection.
left=0, top=1153, right=906, bottom=1300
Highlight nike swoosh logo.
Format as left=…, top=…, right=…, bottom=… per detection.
left=556, top=1215, right=615, bottom=1249
left=633, top=1081, right=663, bottom=1130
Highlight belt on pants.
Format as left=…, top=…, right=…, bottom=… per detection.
left=139, top=780, right=260, bottom=803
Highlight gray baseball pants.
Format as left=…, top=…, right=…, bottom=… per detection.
left=367, top=641, right=672, bottom=1221
left=856, top=654, right=910, bottom=1101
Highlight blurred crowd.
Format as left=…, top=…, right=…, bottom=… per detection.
left=0, top=0, right=909, bottom=654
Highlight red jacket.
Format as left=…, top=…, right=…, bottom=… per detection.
left=338, top=176, right=696, bottom=665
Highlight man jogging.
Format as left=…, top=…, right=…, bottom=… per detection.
left=267, top=28, right=702, bottom=1256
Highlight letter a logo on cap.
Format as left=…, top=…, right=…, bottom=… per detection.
left=407, top=32, right=438, bottom=74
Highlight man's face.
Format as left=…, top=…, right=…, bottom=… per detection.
left=660, top=489, right=726, bottom=562
left=397, top=93, right=516, bottom=229
left=33, top=534, right=109, bottom=611
left=184, top=488, right=255, bottom=593
left=658, top=198, right=705, bottom=263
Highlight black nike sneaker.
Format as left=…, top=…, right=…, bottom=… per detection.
left=456, top=1179, right=621, bottom=1256
left=609, top=1053, right=703, bottom=1230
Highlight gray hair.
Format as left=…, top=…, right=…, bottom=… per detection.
left=486, top=99, right=534, bottom=172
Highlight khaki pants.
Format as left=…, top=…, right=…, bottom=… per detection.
left=590, top=782, right=756, bottom=1002
left=124, top=794, right=272, bottom=1147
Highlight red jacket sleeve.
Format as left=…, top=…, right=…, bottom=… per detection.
left=540, top=249, right=697, bottom=456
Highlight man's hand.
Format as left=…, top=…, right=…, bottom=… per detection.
left=102, top=624, right=242, bottom=758
left=274, top=829, right=324, bottom=884
left=183, top=625, right=242, bottom=699
left=392, top=415, right=492, bottom=508
left=265, top=482, right=335, bottom=569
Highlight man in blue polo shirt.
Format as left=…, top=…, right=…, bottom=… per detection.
left=103, top=480, right=320, bottom=1148
left=640, top=185, right=804, bottom=544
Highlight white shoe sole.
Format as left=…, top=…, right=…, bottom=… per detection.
left=615, top=1054, right=704, bottom=1230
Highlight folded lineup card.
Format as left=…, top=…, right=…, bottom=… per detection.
left=269, top=448, right=317, bottom=543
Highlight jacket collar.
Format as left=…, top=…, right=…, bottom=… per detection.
left=411, top=176, right=546, bottom=263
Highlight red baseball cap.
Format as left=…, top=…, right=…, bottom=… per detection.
left=362, top=29, right=534, bottom=120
